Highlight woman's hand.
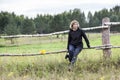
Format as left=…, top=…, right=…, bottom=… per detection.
left=87, top=44, right=90, bottom=48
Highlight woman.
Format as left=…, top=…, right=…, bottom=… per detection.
left=65, top=20, right=90, bottom=70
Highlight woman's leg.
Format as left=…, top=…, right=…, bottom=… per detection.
left=68, top=45, right=75, bottom=62
left=71, top=46, right=82, bottom=64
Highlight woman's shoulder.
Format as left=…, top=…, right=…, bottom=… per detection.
left=68, top=29, right=72, bottom=34
left=69, top=29, right=72, bottom=31
left=78, top=28, right=85, bottom=34
left=78, top=28, right=83, bottom=32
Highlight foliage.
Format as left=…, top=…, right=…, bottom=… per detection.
left=0, top=5, right=120, bottom=35
left=21, top=18, right=36, bottom=34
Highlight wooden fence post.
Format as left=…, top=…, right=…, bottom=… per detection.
left=102, top=17, right=111, bottom=59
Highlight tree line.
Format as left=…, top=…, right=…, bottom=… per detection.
left=0, top=5, right=120, bottom=35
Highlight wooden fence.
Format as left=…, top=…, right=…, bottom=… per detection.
left=0, top=17, right=120, bottom=58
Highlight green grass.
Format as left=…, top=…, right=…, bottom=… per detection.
left=0, top=35, right=67, bottom=53
left=0, top=41, right=66, bottom=53
left=0, top=33, right=120, bottom=80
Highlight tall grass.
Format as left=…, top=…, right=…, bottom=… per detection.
left=0, top=33, right=120, bottom=80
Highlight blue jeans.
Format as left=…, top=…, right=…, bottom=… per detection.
left=68, top=44, right=82, bottom=64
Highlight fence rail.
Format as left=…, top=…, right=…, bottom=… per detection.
left=0, top=26, right=110, bottom=38
left=104, top=22, right=120, bottom=25
left=1, top=22, right=120, bottom=39
left=0, top=45, right=120, bottom=57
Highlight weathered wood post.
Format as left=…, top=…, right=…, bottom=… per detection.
left=102, top=17, right=111, bottom=59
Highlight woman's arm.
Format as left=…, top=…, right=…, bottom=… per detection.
left=81, top=30, right=90, bottom=48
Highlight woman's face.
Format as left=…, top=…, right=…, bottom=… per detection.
left=72, top=22, right=79, bottom=30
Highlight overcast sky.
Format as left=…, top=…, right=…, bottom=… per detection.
left=0, top=0, right=119, bottom=18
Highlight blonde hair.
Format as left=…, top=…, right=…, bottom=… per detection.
left=69, top=20, right=80, bottom=29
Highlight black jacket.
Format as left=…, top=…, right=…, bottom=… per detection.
left=67, top=28, right=90, bottom=49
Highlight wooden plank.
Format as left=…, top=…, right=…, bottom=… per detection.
left=0, top=22, right=120, bottom=39
left=104, top=22, right=120, bottom=25
left=0, top=26, right=109, bottom=38
left=0, top=45, right=120, bottom=57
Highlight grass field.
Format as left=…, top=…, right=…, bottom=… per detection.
left=0, top=33, right=120, bottom=80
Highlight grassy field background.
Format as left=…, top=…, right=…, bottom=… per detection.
left=0, top=33, right=120, bottom=80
